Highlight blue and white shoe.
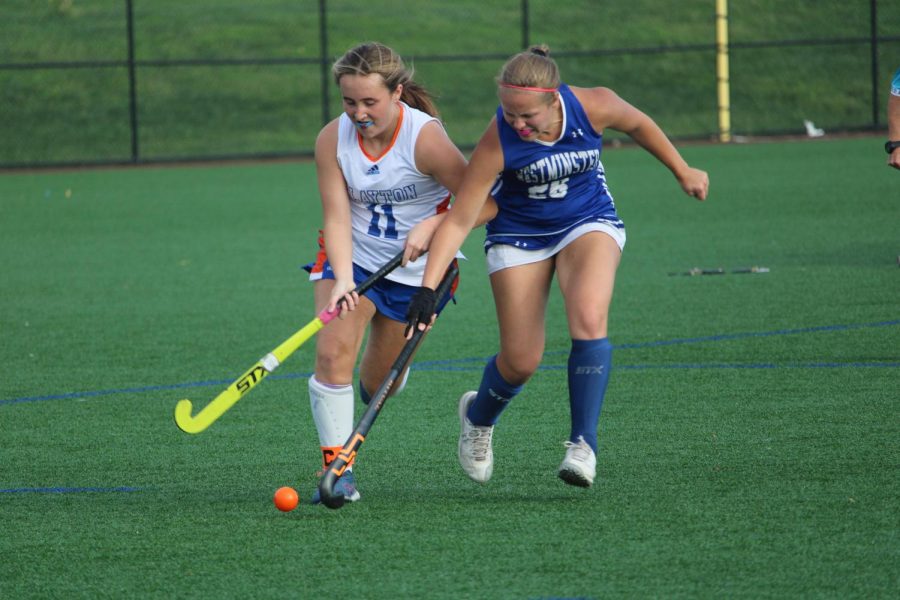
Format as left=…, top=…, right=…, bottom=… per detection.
left=310, top=470, right=361, bottom=505
left=558, top=436, right=596, bottom=488
left=458, top=391, right=494, bottom=483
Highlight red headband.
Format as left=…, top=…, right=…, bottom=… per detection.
left=498, top=83, right=558, bottom=93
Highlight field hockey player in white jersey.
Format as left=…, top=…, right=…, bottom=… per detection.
left=305, top=42, right=495, bottom=505
left=405, top=45, right=709, bottom=489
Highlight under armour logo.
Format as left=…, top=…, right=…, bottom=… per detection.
left=488, top=388, right=511, bottom=403
left=571, top=128, right=584, bottom=138
left=366, top=164, right=380, bottom=175
left=575, top=366, right=605, bottom=375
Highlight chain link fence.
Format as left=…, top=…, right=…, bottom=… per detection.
left=1, top=0, right=898, bottom=168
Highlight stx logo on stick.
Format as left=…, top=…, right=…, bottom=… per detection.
left=235, top=365, right=268, bottom=394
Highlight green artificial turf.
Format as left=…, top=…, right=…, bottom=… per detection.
left=0, top=136, right=897, bottom=598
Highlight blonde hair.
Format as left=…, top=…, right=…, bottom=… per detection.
left=332, top=42, right=439, bottom=117
left=496, top=44, right=560, bottom=100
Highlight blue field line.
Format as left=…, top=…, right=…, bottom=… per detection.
left=540, top=361, right=900, bottom=371
left=0, top=377, right=258, bottom=405
left=0, top=375, right=314, bottom=406
left=1, top=319, right=897, bottom=406
left=0, top=486, right=141, bottom=494
left=554, top=318, right=900, bottom=354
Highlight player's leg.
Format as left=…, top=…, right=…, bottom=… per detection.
left=554, top=231, right=621, bottom=487
left=356, top=269, right=458, bottom=403
left=357, top=312, right=417, bottom=404
left=458, top=258, right=554, bottom=482
left=308, top=278, right=375, bottom=502
left=478, top=258, right=555, bottom=418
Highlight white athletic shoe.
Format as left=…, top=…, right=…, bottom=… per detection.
left=558, top=436, right=596, bottom=488
left=458, top=391, right=494, bottom=483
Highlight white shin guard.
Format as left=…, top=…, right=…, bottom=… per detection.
left=308, top=375, right=355, bottom=450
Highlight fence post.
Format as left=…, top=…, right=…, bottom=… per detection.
left=870, top=0, right=879, bottom=127
left=319, top=0, right=330, bottom=127
left=715, top=0, right=731, bottom=142
left=521, top=0, right=529, bottom=49
left=125, top=0, right=139, bottom=162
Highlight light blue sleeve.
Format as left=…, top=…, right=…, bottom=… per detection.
left=892, top=68, right=900, bottom=97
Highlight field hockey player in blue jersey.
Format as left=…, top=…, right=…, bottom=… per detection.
left=405, top=45, right=709, bottom=488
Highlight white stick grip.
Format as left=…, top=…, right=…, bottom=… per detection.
left=260, top=352, right=280, bottom=373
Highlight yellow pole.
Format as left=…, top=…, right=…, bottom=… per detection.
left=716, top=0, right=732, bottom=142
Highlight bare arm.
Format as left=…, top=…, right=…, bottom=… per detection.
left=314, top=119, right=358, bottom=313
left=407, top=120, right=500, bottom=265
left=419, top=118, right=504, bottom=290
left=405, top=121, right=469, bottom=265
left=574, top=86, right=709, bottom=200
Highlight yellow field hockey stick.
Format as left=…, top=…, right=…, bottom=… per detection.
left=174, top=251, right=404, bottom=434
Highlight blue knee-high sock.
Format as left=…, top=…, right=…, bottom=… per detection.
left=359, top=381, right=372, bottom=406
left=567, top=338, right=612, bottom=453
left=468, top=355, right=523, bottom=426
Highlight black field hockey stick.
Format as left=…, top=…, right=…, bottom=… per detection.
left=317, top=261, right=459, bottom=509
left=174, top=250, right=405, bottom=434
left=667, top=266, right=770, bottom=276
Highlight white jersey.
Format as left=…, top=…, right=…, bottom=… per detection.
left=337, top=102, right=452, bottom=286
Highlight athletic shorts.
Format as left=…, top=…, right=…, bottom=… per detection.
left=485, top=220, right=626, bottom=275
left=304, top=259, right=457, bottom=323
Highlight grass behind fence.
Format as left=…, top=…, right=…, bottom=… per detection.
left=2, top=0, right=899, bottom=165
left=0, top=137, right=898, bottom=598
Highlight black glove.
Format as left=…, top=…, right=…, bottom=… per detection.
left=404, top=287, right=437, bottom=337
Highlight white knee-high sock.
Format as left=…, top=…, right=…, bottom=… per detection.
left=308, top=375, right=355, bottom=470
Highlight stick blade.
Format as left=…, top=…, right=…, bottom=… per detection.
left=317, top=473, right=346, bottom=510
left=174, top=399, right=207, bottom=434
left=173, top=364, right=264, bottom=434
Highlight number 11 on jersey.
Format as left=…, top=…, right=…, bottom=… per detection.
left=367, top=204, right=398, bottom=239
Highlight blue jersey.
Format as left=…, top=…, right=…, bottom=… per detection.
left=486, top=84, right=621, bottom=250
